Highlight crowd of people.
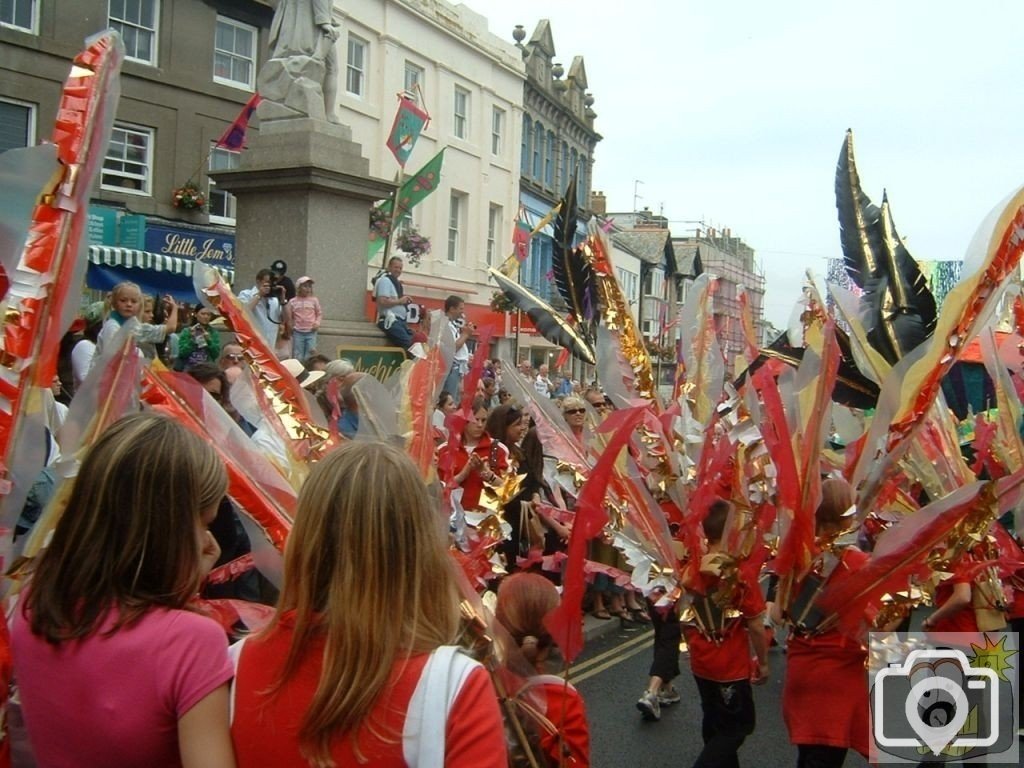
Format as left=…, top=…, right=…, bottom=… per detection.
left=13, top=249, right=1024, bottom=768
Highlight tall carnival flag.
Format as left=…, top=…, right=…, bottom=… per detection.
left=385, top=94, right=430, bottom=168
left=216, top=92, right=262, bottom=150
left=367, top=148, right=446, bottom=261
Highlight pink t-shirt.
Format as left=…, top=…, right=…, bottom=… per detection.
left=12, top=604, right=232, bottom=768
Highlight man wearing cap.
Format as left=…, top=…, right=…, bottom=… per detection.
left=285, top=275, right=322, bottom=361
left=270, top=260, right=296, bottom=301
left=373, top=256, right=422, bottom=357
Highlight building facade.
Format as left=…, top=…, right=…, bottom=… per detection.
left=673, top=228, right=765, bottom=373
left=1, top=0, right=273, bottom=296
left=512, top=19, right=601, bottom=365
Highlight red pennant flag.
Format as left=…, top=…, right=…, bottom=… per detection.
left=386, top=95, right=430, bottom=168
left=216, top=92, right=262, bottom=150
left=512, top=207, right=531, bottom=262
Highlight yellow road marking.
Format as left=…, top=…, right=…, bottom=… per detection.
left=567, top=629, right=654, bottom=678
left=571, top=637, right=654, bottom=684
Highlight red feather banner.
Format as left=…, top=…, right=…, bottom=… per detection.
left=545, top=407, right=645, bottom=662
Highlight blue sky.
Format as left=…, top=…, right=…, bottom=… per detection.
left=463, top=0, right=1024, bottom=327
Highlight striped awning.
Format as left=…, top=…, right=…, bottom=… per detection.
left=87, top=245, right=235, bottom=283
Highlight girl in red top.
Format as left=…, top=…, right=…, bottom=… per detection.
left=778, top=477, right=871, bottom=768
left=230, top=441, right=507, bottom=767
left=495, top=572, right=590, bottom=766
left=437, top=396, right=510, bottom=511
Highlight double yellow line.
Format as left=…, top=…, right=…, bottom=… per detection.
left=567, top=629, right=654, bottom=684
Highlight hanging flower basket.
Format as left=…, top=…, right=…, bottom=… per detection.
left=369, top=204, right=391, bottom=239
left=490, top=290, right=517, bottom=314
left=172, top=182, right=206, bottom=211
left=394, top=228, right=431, bottom=267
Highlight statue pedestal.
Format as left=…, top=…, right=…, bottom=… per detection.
left=211, top=117, right=395, bottom=351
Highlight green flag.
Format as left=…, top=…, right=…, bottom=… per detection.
left=367, top=149, right=446, bottom=262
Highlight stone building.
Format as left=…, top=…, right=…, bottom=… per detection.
left=1, top=0, right=273, bottom=297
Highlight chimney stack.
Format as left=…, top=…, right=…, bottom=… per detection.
left=590, top=190, right=606, bottom=215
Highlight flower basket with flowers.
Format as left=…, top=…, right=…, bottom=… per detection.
left=489, top=290, right=517, bottom=314
left=394, top=228, right=431, bottom=267
left=369, top=204, right=392, bottom=240
left=172, top=182, right=206, bottom=211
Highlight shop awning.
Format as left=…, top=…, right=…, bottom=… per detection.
left=86, top=245, right=234, bottom=303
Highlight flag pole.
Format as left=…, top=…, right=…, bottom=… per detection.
left=380, top=170, right=402, bottom=272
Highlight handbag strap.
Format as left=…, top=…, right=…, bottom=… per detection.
left=403, top=646, right=479, bottom=767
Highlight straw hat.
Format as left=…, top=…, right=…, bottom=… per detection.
left=280, top=358, right=325, bottom=389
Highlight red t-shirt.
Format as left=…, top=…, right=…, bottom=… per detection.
left=438, top=434, right=510, bottom=510
left=783, top=547, right=870, bottom=756
left=932, top=557, right=980, bottom=633
left=231, top=618, right=507, bottom=767
left=683, top=574, right=766, bottom=682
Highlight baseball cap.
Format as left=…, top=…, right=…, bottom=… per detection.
left=296, top=276, right=314, bottom=286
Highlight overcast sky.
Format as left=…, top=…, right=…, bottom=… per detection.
left=463, top=0, right=1024, bottom=327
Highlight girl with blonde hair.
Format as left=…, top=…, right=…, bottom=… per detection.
left=12, top=413, right=233, bottom=767
left=230, top=440, right=507, bottom=767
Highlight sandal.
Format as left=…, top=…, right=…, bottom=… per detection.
left=631, top=608, right=652, bottom=623
left=592, top=609, right=612, bottom=620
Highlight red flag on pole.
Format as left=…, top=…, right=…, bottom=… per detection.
left=386, top=95, right=430, bottom=168
left=512, top=206, right=532, bottom=262
left=216, top=93, right=262, bottom=150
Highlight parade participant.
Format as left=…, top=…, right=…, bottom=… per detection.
left=238, top=269, right=286, bottom=349
left=12, top=414, right=233, bottom=768
left=486, top=404, right=535, bottom=568
left=374, top=256, right=420, bottom=356
left=496, top=572, right=590, bottom=766
left=778, top=477, right=871, bottom=767
left=91, top=282, right=179, bottom=367
left=230, top=441, right=507, bottom=766
left=437, top=395, right=509, bottom=512
left=176, top=305, right=221, bottom=370
left=442, top=294, right=473, bottom=399
left=285, top=276, right=321, bottom=362
left=634, top=597, right=683, bottom=723
left=677, top=498, right=768, bottom=762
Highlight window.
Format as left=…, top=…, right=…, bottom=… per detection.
left=487, top=204, right=502, bottom=266
left=544, top=130, right=555, bottom=187
left=570, top=147, right=578, bottom=187
left=447, top=192, right=463, bottom=262
left=108, top=0, right=158, bottom=65
left=559, top=140, right=568, bottom=189
left=453, top=87, right=469, bottom=140
left=346, top=35, right=367, bottom=96
left=0, top=98, right=35, bottom=152
left=208, top=146, right=240, bottom=223
left=102, top=123, right=153, bottom=194
left=404, top=61, right=424, bottom=99
left=491, top=106, right=504, bottom=156
left=521, top=115, right=532, bottom=174
left=214, top=16, right=256, bottom=90
left=1, top=0, right=35, bottom=32
left=532, top=120, right=542, bottom=179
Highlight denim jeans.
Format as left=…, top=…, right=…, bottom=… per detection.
left=291, top=329, right=318, bottom=362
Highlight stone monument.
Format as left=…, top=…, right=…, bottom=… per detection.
left=211, top=0, right=393, bottom=349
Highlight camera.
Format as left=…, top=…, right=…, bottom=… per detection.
left=873, top=648, right=1001, bottom=758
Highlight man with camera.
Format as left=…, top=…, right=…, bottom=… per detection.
left=442, top=294, right=473, bottom=399
left=374, top=256, right=426, bottom=357
left=238, top=268, right=287, bottom=350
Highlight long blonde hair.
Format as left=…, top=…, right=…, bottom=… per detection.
left=272, top=440, right=462, bottom=765
left=25, top=413, right=227, bottom=642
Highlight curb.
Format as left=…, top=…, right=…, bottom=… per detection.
left=582, top=614, right=649, bottom=644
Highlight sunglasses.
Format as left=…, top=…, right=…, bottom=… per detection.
left=226, top=354, right=244, bottom=361
left=564, top=408, right=586, bottom=415
left=589, top=401, right=609, bottom=409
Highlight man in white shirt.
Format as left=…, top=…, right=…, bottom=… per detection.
left=534, top=363, right=554, bottom=398
left=373, top=256, right=420, bottom=355
left=441, top=294, right=473, bottom=399
left=237, top=268, right=285, bottom=349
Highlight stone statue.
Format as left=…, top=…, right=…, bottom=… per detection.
left=257, top=0, right=341, bottom=123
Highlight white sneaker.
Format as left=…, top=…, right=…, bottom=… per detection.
left=658, top=685, right=681, bottom=706
left=636, top=690, right=661, bottom=721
